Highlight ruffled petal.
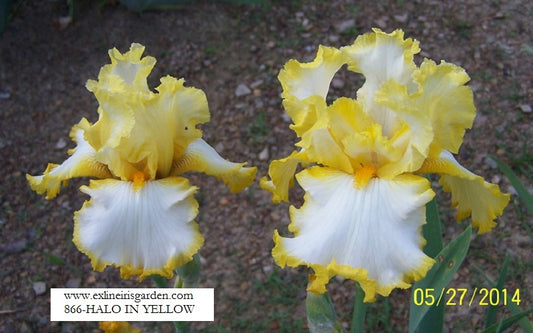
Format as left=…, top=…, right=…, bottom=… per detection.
left=279, top=45, right=345, bottom=102
left=341, top=28, right=420, bottom=136
left=260, top=150, right=309, bottom=203
left=171, top=138, right=256, bottom=193
left=73, top=177, right=203, bottom=280
left=26, top=118, right=112, bottom=199
left=83, top=44, right=211, bottom=181
left=297, top=113, right=354, bottom=174
left=84, top=44, right=152, bottom=152
left=279, top=46, right=346, bottom=136
left=87, top=43, right=156, bottom=93
left=417, top=150, right=510, bottom=233
left=273, top=166, right=435, bottom=301
left=412, top=59, right=476, bottom=156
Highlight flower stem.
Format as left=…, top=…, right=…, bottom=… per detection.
left=350, top=282, right=368, bottom=333
left=175, top=254, right=201, bottom=288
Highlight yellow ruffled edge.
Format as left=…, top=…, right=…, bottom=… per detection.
left=279, top=45, right=346, bottom=101
left=259, top=150, right=308, bottom=203
left=26, top=118, right=112, bottom=199
left=274, top=170, right=435, bottom=302
left=172, top=139, right=257, bottom=193
left=273, top=230, right=434, bottom=302
left=72, top=187, right=204, bottom=281
left=417, top=151, right=510, bottom=233
left=412, top=59, right=476, bottom=157
left=278, top=45, right=346, bottom=137
left=87, top=43, right=156, bottom=92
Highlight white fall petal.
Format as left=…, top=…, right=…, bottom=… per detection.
left=273, top=166, right=435, bottom=301
left=73, top=177, right=203, bottom=280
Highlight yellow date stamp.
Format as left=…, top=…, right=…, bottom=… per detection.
left=413, top=288, right=521, bottom=307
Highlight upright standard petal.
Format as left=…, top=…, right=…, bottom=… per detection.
left=73, top=177, right=203, bottom=280
left=172, top=138, right=256, bottom=193
left=26, top=118, right=112, bottom=199
left=83, top=44, right=212, bottom=181
left=272, top=166, right=435, bottom=301
left=417, top=150, right=510, bottom=233
left=341, top=28, right=420, bottom=136
left=279, top=46, right=346, bottom=137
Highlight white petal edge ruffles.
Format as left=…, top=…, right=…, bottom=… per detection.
left=273, top=166, right=435, bottom=301
left=73, top=177, right=203, bottom=280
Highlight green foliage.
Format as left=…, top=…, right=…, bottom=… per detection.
left=491, top=155, right=533, bottom=216
left=483, top=309, right=533, bottom=333
left=43, top=252, right=82, bottom=277
left=364, top=296, right=393, bottom=332
left=450, top=19, right=473, bottom=39
left=415, top=197, right=445, bottom=332
left=484, top=255, right=510, bottom=329
left=117, top=0, right=192, bottom=12
left=247, top=112, right=270, bottom=143
left=224, top=267, right=307, bottom=332
left=408, top=226, right=472, bottom=333
left=0, top=0, right=12, bottom=34
left=306, top=292, right=343, bottom=333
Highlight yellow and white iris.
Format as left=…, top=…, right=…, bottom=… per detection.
left=27, top=43, right=256, bottom=280
left=261, top=29, right=509, bottom=301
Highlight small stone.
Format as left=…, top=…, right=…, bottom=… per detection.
left=55, top=138, right=67, bottom=149
left=57, top=16, right=72, bottom=29
left=235, top=84, right=251, bottom=97
left=519, top=104, right=532, bottom=113
left=332, top=77, right=345, bottom=89
left=334, top=19, right=355, bottom=33
left=262, top=265, right=273, bottom=275
left=375, top=17, right=388, bottom=28
left=33, top=281, right=46, bottom=296
left=329, top=34, right=340, bottom=42
left=394, top=13, right=409, bottom=23
left=1, top=239, right=27, bottom=253
left=250, top=80, right=263, bottom=89
left=85, top=273, right=97, bottom=285
left=66, top=278, right=81, bottom=288
left=20, top=322, right=32, bottom=333
left=485, top=156, right=498, bottom=169
left=507, top=185, right=518, bottom=196
left=268, top=321, right=280, bottom=330
left=215, top=142, right=224, bottom=153
left=258, top=147, right=269, bottom=161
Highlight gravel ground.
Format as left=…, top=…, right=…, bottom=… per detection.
left=1, top=0, right=532, bottom=332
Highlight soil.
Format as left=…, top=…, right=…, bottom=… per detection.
left=1, top=0, right=532, bottom=332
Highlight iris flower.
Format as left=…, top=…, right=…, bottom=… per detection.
left=27, top=43, right=256, bottom=280
left=261, top=29, right=509, bottom=301
left=99, top=321, right=140, bottom=333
